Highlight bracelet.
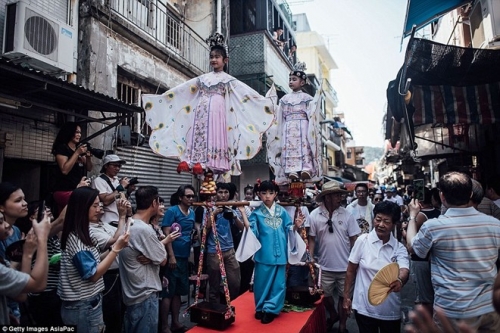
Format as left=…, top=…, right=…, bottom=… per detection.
left=111, top=246, right=121, bottom=254
left=397, top=277, right=404, bottom=285
left=409, top=216, right=416, bottom=220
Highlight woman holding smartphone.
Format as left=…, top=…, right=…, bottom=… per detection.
left=58, top=187, right=129, bottom=332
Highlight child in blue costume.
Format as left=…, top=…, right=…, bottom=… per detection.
left=248, top=180, right=303, bottom=324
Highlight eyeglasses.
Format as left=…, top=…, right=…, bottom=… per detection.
left=184, top=195, right=195, bottom=199
left=326, top=219, right=333, bottom=233
left=108, top=163, right=122, bottom=168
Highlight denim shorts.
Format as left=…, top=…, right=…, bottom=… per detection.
left=61, top=293, right=104, bottom=333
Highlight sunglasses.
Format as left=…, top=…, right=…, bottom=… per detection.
left=326, top=219, right=333, bottom=233
left=373, top=198, right=382, bottom=202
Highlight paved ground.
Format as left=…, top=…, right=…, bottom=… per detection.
left=177, top=272, right=417, bottom=332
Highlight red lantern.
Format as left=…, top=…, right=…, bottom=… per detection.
left=192, top=163, right=204, bottom=175
left=177, top=161, right=190, bottom=174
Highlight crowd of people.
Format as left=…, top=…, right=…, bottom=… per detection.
left=3, top=146, right=500, bottom=333
left=3, top=28, right=500, bottom=333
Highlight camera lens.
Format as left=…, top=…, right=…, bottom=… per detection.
left=223, top=207, right=234, bottom=220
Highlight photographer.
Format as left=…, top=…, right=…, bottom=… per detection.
left=92, top=154, right=129, bottom=225
left=51, top=122, right=93, bottom=214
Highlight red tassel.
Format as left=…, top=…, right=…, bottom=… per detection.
left=177, top=161, right=190, bottom=174
left=192, top=163, right=204, bottom=175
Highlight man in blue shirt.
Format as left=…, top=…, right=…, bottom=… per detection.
left=162, top=185, right=195, bottom=333
left=206, top=183, right=245, bottom=303
left=407, top=172, right=500, bottom=332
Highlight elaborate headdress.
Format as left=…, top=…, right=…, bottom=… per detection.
left=290, top=62, right=309, bottom=84
left=206, top=32, right=228, bottom=54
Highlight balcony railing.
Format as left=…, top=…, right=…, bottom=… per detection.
left=109, top=0, right=210, bottom=73
left=322, top=79, right=339, bottom=106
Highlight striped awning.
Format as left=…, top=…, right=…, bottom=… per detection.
left=412, top=83, right=500, bottom=125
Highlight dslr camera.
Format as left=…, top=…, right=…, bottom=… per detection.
left=222, top=206, right=234, bottom=220
left=78, top=142, right=105, bottom=159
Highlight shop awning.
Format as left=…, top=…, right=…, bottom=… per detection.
left=0, top=58, right=143, bottom=118
left=403, top=0, right=471, bottom=37
left=387, top=37, right=500, bottom=127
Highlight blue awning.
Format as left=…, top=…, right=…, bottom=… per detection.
left=403, top=0, right=471, bottom=37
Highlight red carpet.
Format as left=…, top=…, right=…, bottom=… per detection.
left=189, top=291, right=326, bottom=333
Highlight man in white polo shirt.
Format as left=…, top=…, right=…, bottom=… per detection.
left=92, top=154, right=130, bottom=225
left=308, top=180, right=360, bottom=332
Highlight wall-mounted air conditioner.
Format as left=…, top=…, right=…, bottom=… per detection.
left=470, top=0, right=500, bottom=49
left=2, top=1, right=77, bottom=74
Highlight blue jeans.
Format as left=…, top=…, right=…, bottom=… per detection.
left=124, top=292, right=159, bottom=333
left=61, top=293, right=104, bottom=333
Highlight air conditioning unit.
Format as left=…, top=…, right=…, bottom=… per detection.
left=2, top=1, right=76, bottom=74
left=470, top=0, right=500, bottom=49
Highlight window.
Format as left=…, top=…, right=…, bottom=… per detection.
left=127, top=0, right=155, bottom=30
left=117, top=68, right=166, bottom=136
left=230, top=0, right=257, bottom=34
left=166, top=13, right=181, bottom=49
left=347, top=150, right=352, bottom=159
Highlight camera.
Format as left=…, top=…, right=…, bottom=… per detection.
left=222, top=206, right=234, bottom=220
left=128, top=177, right=139, bottom=186
left=78, top=142, right=105, bottom=159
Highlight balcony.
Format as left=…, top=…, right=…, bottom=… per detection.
left=108, top=0, right=210, bottom=73
left=322, top=79, right=339, bottom=107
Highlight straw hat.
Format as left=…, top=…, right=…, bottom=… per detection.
left=315, top=180, right=348, bottom=202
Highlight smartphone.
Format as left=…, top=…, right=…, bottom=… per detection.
left=124, top=218, right=132, bottom=234
left=413, top=179, right=425, bottom=201
left=37, top=200, right=45, bottom=222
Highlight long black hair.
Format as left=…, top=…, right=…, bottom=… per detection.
left=0, top=182, right=21, bottom=207
left=52, top=122, right=80, bottom=155
left=60, top=187, right=99, bottom=250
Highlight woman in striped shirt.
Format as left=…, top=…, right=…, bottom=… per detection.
left=58, top=187, right=129, bottom=332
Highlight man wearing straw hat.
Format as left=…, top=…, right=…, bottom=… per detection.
left=308, top=180, right=361, bottom=332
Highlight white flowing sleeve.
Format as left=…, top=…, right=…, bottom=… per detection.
left=142, top=77, right=200, bottom=161
left=224, top=78, right=275, bottom=174
left=307, top=91, right=323, bottom=181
